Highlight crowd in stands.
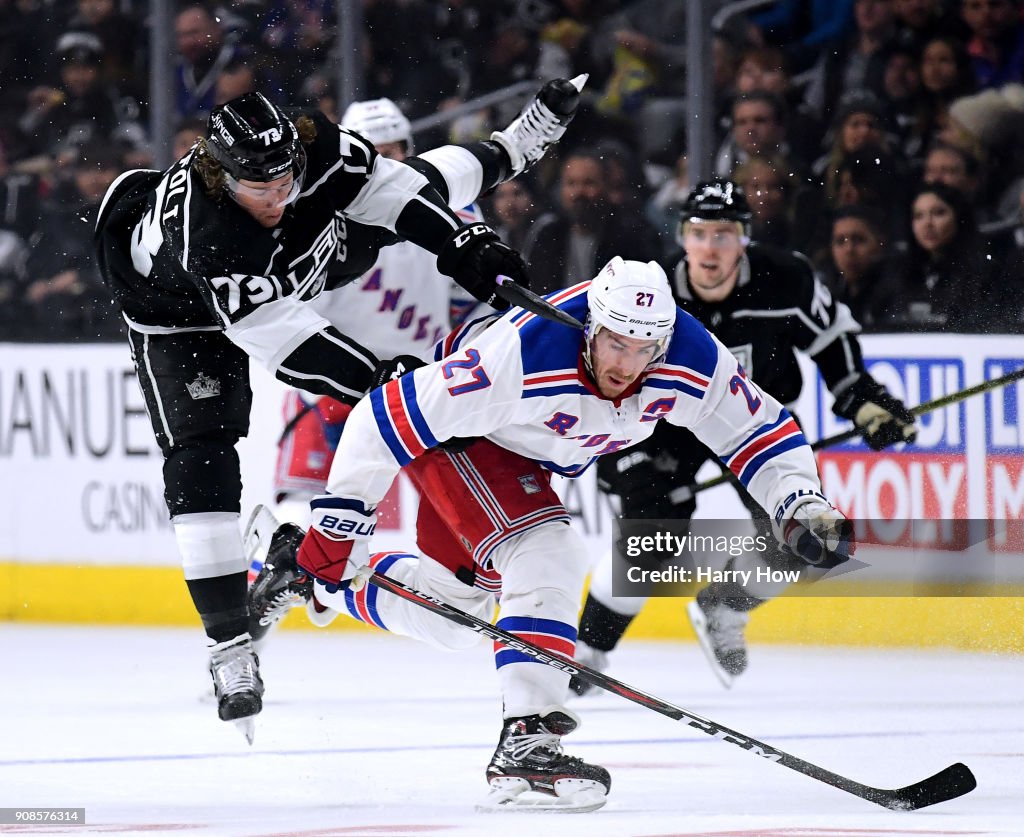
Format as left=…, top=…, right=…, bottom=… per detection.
left=2, top=0, right=1024, bottom=340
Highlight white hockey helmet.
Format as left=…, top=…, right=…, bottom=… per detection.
left=585, top=257, right=676, bottom=366
left=340, top=98, right=414, bottom=153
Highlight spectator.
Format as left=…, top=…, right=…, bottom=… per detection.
left=714, top=90, right=795, bottom=178
left=877, top=40, right=927, bottom=160
left=734, top=44, right=825, bottom=162
left=24, top=142, right=124, bottom=340
left=214, top=59, right=258, bottom=105
left=803, top=0, right=898, bottom=123
left=919, top=140, right=1005, bottom=228
left=526, top=148, right=661, bottom=293
left=804, top=139, right=908, bottom=258
left=883, top=180, right=1002, bottom=330
left=17, top=31, right=148, bottom=169
left=989, top=185, right=1024, bottom=330
left=732, top=154, right=797, bottom=248
left=174, top=1, right=244, bottom=119
left=812, top=92, right=904, bottom=216
left=822, top=205, right=898, bottom=327
left=920, top=33, right=978, bottom=111
left=65, top=0, right=143, bottom=91
left=0, top=137, right=43, bottom=244
left=171, top=117, right=207, bottom=162
left=942, top=82, right=1024, bottom=228
left=961, top=0, right=1024, bottom=88
left=490, top=178, right=558, bottom=256
left=751, top=0, right=858, bottom=72
left=892, top=0, right=967, bottom=51
left=0, top=0, right=56, bottom=137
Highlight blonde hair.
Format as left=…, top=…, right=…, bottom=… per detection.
left=193, top=114, right=318, bottom=200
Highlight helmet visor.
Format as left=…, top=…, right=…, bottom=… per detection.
left=680, top=219, right=745, bottom=249
left=223, top=149, right=306, bottom=209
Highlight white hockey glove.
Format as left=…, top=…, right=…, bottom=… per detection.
left=773, top=490, right=855, bottom=569
left=297, top=497, right=377, bottom=591
left=833, top=376, right=916, bottom=451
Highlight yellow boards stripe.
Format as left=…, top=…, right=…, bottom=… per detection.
left=1, top=563, right=1022, bottom=651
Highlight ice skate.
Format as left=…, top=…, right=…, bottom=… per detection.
left=567, top=641, right=607, bottom=698
left=208, top=634, right=264, bottom=744
left=491, top=74, right=588, bottom=177
left=245, top=505, right=313, bottom=642
left=478, top=706, right=610, bottom=813
left=687, top=584, right=756, bottom=688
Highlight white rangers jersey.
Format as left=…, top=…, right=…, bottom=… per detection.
left=327, top=282, right=825, bottom=523
left=311, top=205, right=484, bottom=361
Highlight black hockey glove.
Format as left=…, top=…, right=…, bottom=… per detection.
left=437, top=223, right=529, bottom=311
left=832, top=375, right=916, bottom=451
left=371, top=354, right=425, bottom=389
left=597, top=448, right=690, bottom=519
left=371, top=354, right=476, bottom=454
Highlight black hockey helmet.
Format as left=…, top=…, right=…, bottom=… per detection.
left=678, top=178, right=752, bottom=246
left=205, top=92, right=302, bottom=183
left=681, top=179, right=752, bottom=224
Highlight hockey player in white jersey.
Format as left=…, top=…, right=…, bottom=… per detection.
left=270, top=97, right=484, bottom=522
left=246, top=256, right=854, bottom=811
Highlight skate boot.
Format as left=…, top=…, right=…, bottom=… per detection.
left=567, top=641, right=608, bottom=698
left=479, top=706, right=610, bottom=813
left=686, top=583, right=761, bottom=688
left=245, top=505, right=312, bottom=642
left=491, top=74, right=588, bottom=177
left=208, top=633, right=264, bottom=744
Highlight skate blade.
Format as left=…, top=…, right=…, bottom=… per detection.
left=686, top=600, right=734, bottom=689
left=477, top=782, right=606, bottom=814
left=569, top=73, right=589, bottom=93
left=233, top=717, right=256, bottom=745
left=243, top=505, right=280, bottom=576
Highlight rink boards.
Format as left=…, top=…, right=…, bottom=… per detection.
left=2, top=334, right=1023, bottom=651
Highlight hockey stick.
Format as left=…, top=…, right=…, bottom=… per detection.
left=494, top=274, right=585, bottom=330
left=669, top=364, right=1024, bottom=504
left=356, top=566, right=976, bottom=811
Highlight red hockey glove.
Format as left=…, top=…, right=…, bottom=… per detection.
left=297, top=498, right=377, bottom=591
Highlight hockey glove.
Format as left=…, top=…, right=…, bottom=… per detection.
left=437, top=223, right=529, bottom=310
left=297, top=498, right=377, bottom=591
left=773, top=490, right=855, bottom=569
left=371, top=354, right=425, bottom=389
left=832, top=375, right=916, bottom=451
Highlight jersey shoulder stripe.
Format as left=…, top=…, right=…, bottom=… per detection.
left=522, top=369, right=587, bottom=399
left=663, top=309, right=720, bottom=380
left=644, top=363, right=712, bottom=400
left=369, top=377, right=437, bottom=465
left=724, top=411, right=807, bottom=486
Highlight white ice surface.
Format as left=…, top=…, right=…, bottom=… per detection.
left=0, top=625, right=1020, bottom=837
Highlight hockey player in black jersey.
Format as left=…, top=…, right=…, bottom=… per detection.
left=93, top=79, right=586, bottom=740
left=573, top=178, right=916, bottom=691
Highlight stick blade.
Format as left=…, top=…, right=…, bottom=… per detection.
left=879, top=762, right=977, bottom=811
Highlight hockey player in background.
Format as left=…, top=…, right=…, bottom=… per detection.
left=245, top=256, right=855, bottom=811
left=573, top=179, right=916, bottom=693
left=269, top=97, right=488, bottom=525
left=93, top=78, right=586, bottom=740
